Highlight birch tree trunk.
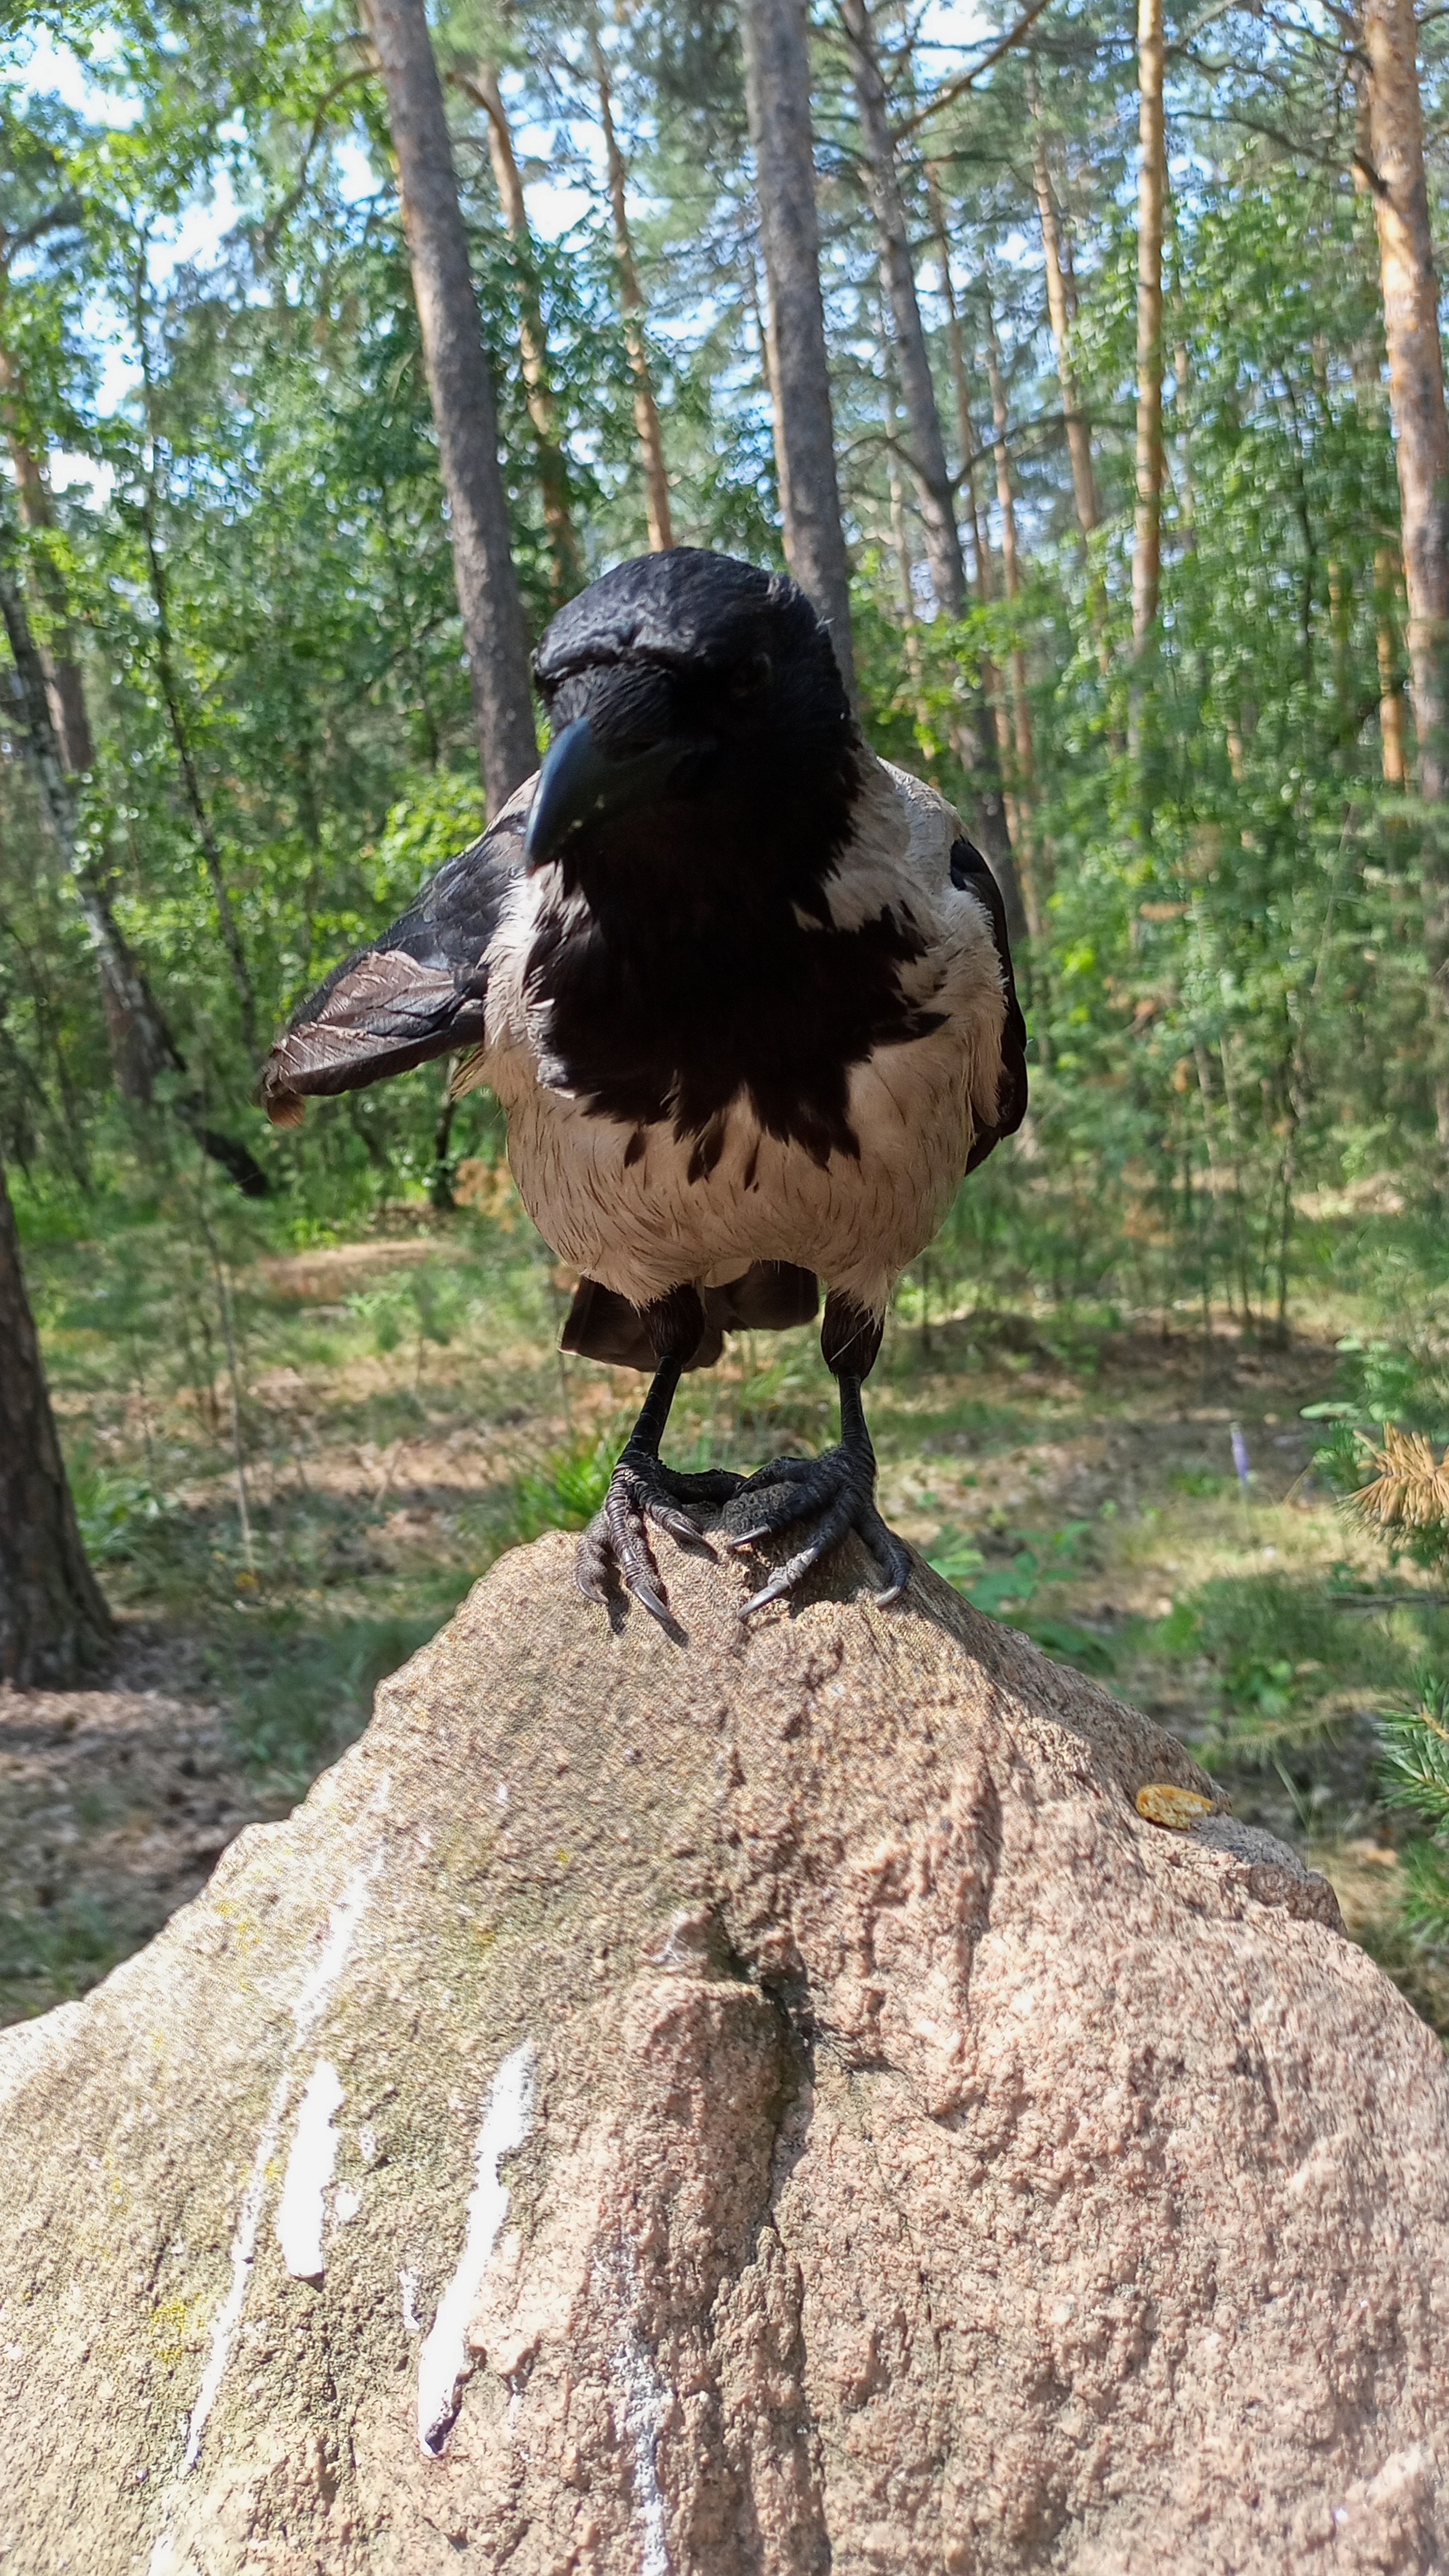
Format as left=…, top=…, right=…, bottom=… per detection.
left=1361, top=0, right=1449, bottom=1131
left=0, top=388, right=94, bottom=773
left=839, top=0, right=1020, bottom=932
left=0, top=1148, right=111, bottom=1686
left=362, top=0, right=537, bottom=808
left=589, top=18, right=674, bottom=555
left=0, top=533, right=269, bottom=1195
left=1131, top=0, right=1167, bottom=758
left=749, top=248, right=796, bottom=549
left=0, top=530, right=178, bottom=1105
left=740, top=0, right=856, bottom=697
left=458, top=63, right=584, bottom=604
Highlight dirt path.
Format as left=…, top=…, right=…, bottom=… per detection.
left=0, top=1644, right=286, bottom=2026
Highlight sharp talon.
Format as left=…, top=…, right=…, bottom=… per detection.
left=729, top=1436, right=908, bottom=1615
left=740, top=1569, right=804, bottom=1616
left=628, top=1575, right=673, bottom=1627
left=576, top=1441, right=724, bottom=1623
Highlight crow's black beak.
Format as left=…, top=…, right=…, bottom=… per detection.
left=524, top=716, right=692, bottom=868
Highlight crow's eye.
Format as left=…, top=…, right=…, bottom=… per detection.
left=729, top=650, right=773, bottom=699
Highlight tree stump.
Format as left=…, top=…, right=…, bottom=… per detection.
left=1, top=1535, right=1446, bottom=2573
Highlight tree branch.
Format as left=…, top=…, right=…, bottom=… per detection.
left=259, top=67, right=376, bottom=255
left=889, top=0, right=1056, bottom=141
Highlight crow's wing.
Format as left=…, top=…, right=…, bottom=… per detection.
left=949, top=836, right=1029, bottom=1169
left=259, top=785, right=533, bottom=1128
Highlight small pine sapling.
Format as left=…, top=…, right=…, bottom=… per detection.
left=1378, top=1680, right=1449, bottom=1943
left=1347, top=1421, right=1449, bottom=1945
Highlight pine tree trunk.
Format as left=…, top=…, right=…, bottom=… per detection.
left=1027, top=72, right=1099, bottom=543
left=460, top=63, right=583, bottom=606
left=1361, top=0, right=1449, bottom=1133
left=590, top=20, right=674, bottom=555
left=0, top=1149, right=111, bottom=1686
left=740, top=0, right=856, bottom=698
left=841, top=0, right=962, bottom=618
left=924, top=169, right=1021, bottom=816
left=839, top=0, right=1020, bottom=933
left=362, top=0, right=536, bottom=808
left=0, top=416, right=169, bottom=1096
left=1377, top=541, right=1409, bottom=785
left=1132, top=0, right=1167, bottom=711
left=885, top=390, right=927, bottom=709
left=923, top=166, right=991, bottom=599
left=984, top=296, right=1043, bottom=945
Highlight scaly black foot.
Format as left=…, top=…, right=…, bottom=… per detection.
left=576, top=1454, right=746, bottom=1627
left=724, top=1438, right=911, bottom=1616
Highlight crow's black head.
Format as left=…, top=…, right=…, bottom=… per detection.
left=525, top=550, right=859, bottom=894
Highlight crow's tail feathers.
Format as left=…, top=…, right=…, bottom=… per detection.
left=561, top=1262, right=819, bottom=1373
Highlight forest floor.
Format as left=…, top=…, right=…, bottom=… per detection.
left=5, top=1208, right=1448, bottom=2034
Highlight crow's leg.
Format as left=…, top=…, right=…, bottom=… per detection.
left=727, top=1292, right=911, bottom=1617
left=575, top=1286, right=746, bottom=1626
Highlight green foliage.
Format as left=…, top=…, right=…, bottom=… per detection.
left=1380, top=1680, right=1449, bottom=1835
left=68, top=1452, right=167, bottom=1563
left=1375, top=1682, right=1449, bottom=1946
left=0, top=1887, right=126, bottom=2016
left=214, top=1610, right=449, bottom=1787
left=927, top=1518, right=1113, bottom=1672
left=507, top=1432, right=617, bottom=1542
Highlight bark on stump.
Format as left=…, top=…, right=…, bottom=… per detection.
left=1, top=1533, right=1447, bottom=2575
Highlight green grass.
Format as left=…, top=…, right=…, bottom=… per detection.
left=0, top=1890, right=128, bottom=2024
left=205, top=1607, right=459, bottom=1788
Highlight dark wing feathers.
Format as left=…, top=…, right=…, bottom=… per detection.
left=949, top=837, right=1029, bottom=1169
left=258, top=801, right=529, bottom=1127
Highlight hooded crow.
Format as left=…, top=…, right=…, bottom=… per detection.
left=260, top=550, right=1026, bottom=1622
